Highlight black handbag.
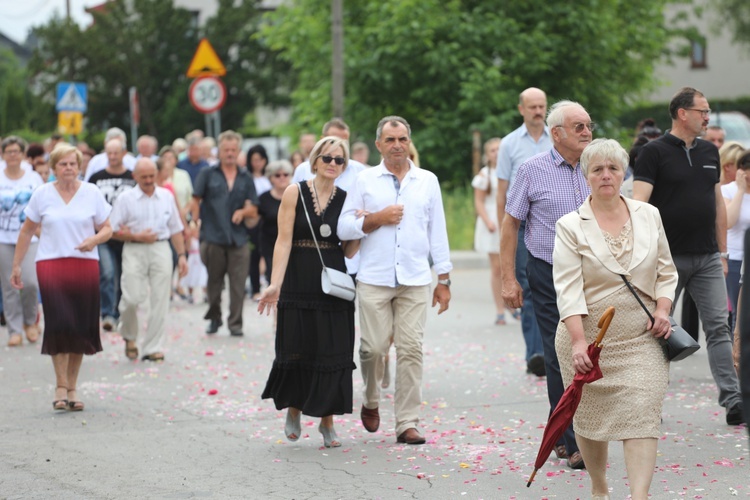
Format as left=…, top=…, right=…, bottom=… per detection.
left=620, top=275, right=700, bottom=361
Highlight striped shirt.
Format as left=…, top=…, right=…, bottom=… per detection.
left=505, top=148, right=589, bottom=264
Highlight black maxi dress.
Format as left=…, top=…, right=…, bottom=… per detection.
left=261, top=182, right=356, bottom=417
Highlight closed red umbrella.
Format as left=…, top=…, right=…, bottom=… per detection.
left=526, top=306, right=615, bottom=488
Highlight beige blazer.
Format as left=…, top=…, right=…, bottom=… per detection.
left=553, top=196, right=678, bottom=321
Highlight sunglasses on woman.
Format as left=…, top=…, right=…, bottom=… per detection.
left=273, top=173, right=290, bottom=178
left=317, top=155, right=346, bottom=166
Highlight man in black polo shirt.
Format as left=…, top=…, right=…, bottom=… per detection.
left=191, top=130, right=258, bottom=336
left=633, top=86, right=744, bottom=426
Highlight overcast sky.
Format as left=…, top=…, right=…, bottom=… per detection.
left=0, top=0, right=99, bottom=44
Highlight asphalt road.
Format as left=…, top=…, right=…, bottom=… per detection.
left=0, top=252, right=747, bottom=499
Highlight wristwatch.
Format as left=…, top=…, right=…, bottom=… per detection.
left=437, top=278, right=451, bottom=287
left=720, top=252, right=729, bottom=259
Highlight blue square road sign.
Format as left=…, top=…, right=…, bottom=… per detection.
left=56, top=82, right=88, bottom=113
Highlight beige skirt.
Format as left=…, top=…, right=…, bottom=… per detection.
left=555, top=286, right=668, bottom=441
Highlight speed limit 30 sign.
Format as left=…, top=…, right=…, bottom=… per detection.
left=188, top=76, right=227, bottom=114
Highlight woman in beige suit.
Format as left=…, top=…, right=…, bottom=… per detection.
left=553, top=139, right=678, bottom=500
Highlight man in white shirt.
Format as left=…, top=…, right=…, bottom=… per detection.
left=292, top=118, right=367, bottom=191
left=110, top=158, right=187, bottom=362
left=84, top=127, right=137, bottom=182
left=338, top=115, right=452, bottom=445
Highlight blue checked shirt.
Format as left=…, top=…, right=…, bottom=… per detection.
left=505, top=148, right=590, bottom=265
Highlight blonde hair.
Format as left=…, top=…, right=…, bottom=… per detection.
left=409, top=142, right=420, bottom=167
left=49, top=144, right=82, bottom=171
left=719, top=141, right=746, bottom=183
left=309, top=136, right=350, bottom=173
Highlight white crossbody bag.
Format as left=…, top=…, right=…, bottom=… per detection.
left=298, top=183, right=356, bottom=301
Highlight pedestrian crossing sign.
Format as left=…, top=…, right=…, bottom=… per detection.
left=56, top=82, right=88, bottom=113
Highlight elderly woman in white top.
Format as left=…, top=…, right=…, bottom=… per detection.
left=553, top=139, right=677, bottom=500
left=0, top=136, right=44, bottom=347
left=12, top=144, right=112, bottom=412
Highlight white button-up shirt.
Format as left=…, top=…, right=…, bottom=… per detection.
left=110, top=185, right=184, bottom=240
left=338, top=160, right=452, bottom=287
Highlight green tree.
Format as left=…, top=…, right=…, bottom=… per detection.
left=203, top=0, right=292, bottom=137
left=263, top=0, right=676, bottom=184
left=28, top=0, right=289, bottom=146
left=0, top=49, right=31, bottom=133
left=711, top=0, right=750, bottom=49
left=29, top=2, right=199, bottom=142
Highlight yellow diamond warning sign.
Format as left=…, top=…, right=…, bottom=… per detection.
left=186, top=38, right=226, bottom=78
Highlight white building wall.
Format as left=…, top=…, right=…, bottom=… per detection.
left=650, top=1, right=750, bottom=102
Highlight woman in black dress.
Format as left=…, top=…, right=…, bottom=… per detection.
left=258, top=136, right=360, bottom=448
left=257, top=159, right=293, bottom=284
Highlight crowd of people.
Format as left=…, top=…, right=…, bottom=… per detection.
left=1, top=86, right=748, bottom=498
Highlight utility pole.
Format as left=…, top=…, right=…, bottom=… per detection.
left=66, top=0, right=71, bottom=19
left=331, top=0, right=344, bottom=118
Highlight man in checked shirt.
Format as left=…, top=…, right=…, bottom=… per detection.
left=500, top=100, right=594, bottom=469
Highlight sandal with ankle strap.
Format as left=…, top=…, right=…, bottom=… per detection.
left=125, top=340, right=138, bottom=360
left=67, top=389, right=84, bottom=412
left=53, top=386, right=68, bottom=411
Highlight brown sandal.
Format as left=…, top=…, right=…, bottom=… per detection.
left=53, top=386, right=68, bottom=411
left=124, top=340, right=138, bottom=360
left=67, top=389, right=84, bottom=412
left=68, top=400, right=85, bottom=411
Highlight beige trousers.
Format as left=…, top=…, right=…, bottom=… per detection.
left=358, top=282, right=429, bottom=436
left=118, top=241, right=172, bottom=356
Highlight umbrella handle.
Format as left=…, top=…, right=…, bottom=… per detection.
left=594, top=306, right=615, bottom=346
left=526, top=468, right=539, bottom=487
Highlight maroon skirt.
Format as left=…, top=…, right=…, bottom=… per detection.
left=38, top=258, right=102, bottom=355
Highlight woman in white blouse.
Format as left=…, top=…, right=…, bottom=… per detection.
left=11, top=144, right=112, bottom=412
left=722, top=149, right=750, bottom=332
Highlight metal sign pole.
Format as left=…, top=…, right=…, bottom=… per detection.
left=214, top=111, right=221, bottom=137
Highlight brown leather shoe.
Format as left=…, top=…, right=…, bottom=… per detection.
left=553, top=443, right=568, bottom=459
left=361, top=405, right=380, bottom=432
left=566, top=450, right=585, bottom=469
left=396, top=428, right=426, bottom=445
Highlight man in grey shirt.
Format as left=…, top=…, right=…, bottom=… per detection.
left=192, top=131, right=258, bottom=336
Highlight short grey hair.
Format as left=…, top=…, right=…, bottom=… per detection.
left=104, top=127, right=127, bottom=145
left=217, top=130, right=242, bottom=146
left=546, top=100, right=585, bottom=129
left=376, top=115, right=411, bottom=141
left=579, top=138, right=629, bottom=176
left=322, top=118, right=349, bottom=135
left=1, top=135, right=27, bottom=154
left=309, top=136, right=350, bottom=173
left=265, top=159, right=294, bottom=179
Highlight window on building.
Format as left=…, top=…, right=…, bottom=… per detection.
left=691, top=39, right=707, bottom=69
